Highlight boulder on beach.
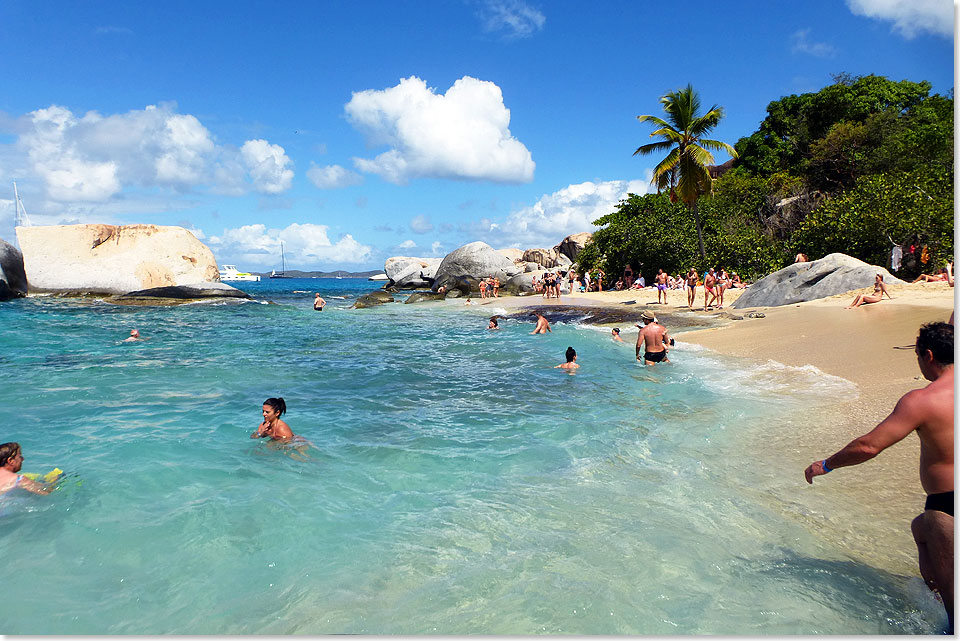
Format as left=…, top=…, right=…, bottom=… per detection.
left=522, top=247, right=561, bottom=268
left=432, top=242, right=522, bottom=293
left=496, top=248, right=525, bottom=264
left=114, top=282, right=250, bottom=302
left=0, top=238, right=28, bottom=301
left=16, top=224, right=220, bottom=295
left=731, top=253, right=905, bottom=309
left=554, top=232, right=592, bottom=263
left=384, top=256, right=442, bottom=286
left=352, top=291, right=395, bottom=308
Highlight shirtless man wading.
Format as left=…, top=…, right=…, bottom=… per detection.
left=635, top=311, right=670, bottom=366
left=805, top=322, right=954, bottom=632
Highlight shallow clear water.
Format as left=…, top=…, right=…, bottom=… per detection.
left=0, top=279, right=946, bottom=634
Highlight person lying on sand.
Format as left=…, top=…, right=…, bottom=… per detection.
left=846, top=273, right=892, bottom=308
left=555, top=346, right=579, bottom=370
left=913, top=266, right=951, bottom=284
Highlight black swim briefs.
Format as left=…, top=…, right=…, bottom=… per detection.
left=924, top=491, right=954, bottom=517
left=643, top=350, right=666, bottom=363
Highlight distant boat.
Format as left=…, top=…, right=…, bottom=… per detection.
left=368, top=273, right=389, bottom=281
left=336, top=271, right=343, bottom=279
left=270, top=242, right=289, bottom=279
left=219, top=265, right=261, bottom=281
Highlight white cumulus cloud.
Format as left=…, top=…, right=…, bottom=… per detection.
left=207, top=222, right=373, bottom=267
left=241, top=139, right=294, bottom=194
left=345, top=76, right=535, bottom=185
left=846, top=0, right=952, bottom=38
left=307, top=163, right=363, bottom=189
left=398, top=239, right=417, bottom=249
left=485, top=179, right=651, bottom=248
left=5, top=103, right=294, bottom=205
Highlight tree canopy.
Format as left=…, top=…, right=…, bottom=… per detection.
left=579, top=75, right=953, bottom=282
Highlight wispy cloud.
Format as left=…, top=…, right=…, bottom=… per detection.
left=790, top=29, right=837, bottom=58
left=410, top=214, right=433, bottom=234
left=477, top=0, right=545, bottom=39
left=94, top=25, right=133, bottom=36
left=306, top=163, right=363, bottom=189
left=846, top=0, right=952, bottom=39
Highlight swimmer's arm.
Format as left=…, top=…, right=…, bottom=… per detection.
left=18, top=476, right=53, bottom=495
left=251, top=422, right=270, bottom=438
left=805, top=392, right=920, bottom=483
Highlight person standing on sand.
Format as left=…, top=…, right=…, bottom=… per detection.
left=703, top=268, right=717, bottom=310
left=531, top=312, right=552, bottom=334
left=251, top=397, right=295, bottom=441
left=313, top=293, right=326, bottom=311
left=0, top=442, right=55, bottom=495
left=636, top=310, right=671, bottom=365
left=555, top=346, right=580, bottom=370
left=492, top=277, right=500, bottom=297
left=479, top=279, right=488, bottom=299
left=805, top=322, right=954, bottom=632
left=655, top=269, right=668, bottom=304
left=686, top=269, right=698, bottom=309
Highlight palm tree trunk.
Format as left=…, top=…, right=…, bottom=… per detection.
left=691, top=199, right=706, bottom=259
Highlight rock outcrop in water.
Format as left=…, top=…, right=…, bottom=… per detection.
left=16, top=224, right=233, bottom=296
left=731, top=253, right=904, bottom=308
left=353, top=291, right=395, bottom=308
left=114, top=282, right=251, bottom=303
left=431, top=241, right=522, bottom=294
left=0, top=238, right=28, bottom=301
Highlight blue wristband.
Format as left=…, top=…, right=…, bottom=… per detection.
left=821, top=459, right=832, bottom=473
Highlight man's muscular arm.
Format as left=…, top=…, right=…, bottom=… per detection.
left=805, top=390, right=923, bottom=483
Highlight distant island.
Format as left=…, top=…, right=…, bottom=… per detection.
left=252, top=269, right=386, bottom=279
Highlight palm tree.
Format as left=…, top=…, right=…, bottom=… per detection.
left=634, top=84, right=738, bottom=259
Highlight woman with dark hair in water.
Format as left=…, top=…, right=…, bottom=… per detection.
left=251, top=397, right=294, bottom=440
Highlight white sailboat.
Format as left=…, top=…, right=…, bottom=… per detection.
left=270, top=242, right=289, bottom=278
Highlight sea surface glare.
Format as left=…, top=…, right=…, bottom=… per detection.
left=0, top=278, right=945, bottom=634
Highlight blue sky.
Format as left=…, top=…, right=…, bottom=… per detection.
left=0, top=0, right=953, bottom=272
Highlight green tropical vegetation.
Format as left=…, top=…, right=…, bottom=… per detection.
left=579, top=75, right=954, bottom=282
left=633, top=84, right=738, bottom=258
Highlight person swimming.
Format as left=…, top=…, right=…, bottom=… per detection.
left=251, top=397, right=295, bottom=440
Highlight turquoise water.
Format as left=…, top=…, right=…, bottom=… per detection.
left=0, top=279, right=945, bottom=634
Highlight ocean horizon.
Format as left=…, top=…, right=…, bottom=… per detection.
left=0, top=278, right=945, bottom=634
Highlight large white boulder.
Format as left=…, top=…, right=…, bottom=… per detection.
left=16, top=224, right=221, bottom=295
left=432, top=241, right=522, bottom=293
left=731, top=253, right=905, bottom=308
left=383, top=256, right=442, bottom=285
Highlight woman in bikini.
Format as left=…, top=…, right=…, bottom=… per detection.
left=846, top=273, right=893, bottom=308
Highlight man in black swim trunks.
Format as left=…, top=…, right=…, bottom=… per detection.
left=636, top=310, right=670, bottom=366
left=805, top=322, right=954, bottom=631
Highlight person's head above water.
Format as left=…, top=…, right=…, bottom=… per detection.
left=130, top=329, right=139, bottom=338
left=565, top=346, right=577, bottom=362
left=0, top=442, right=23, bottom=471
left=263, top=397, right=287, bottom=418
left=612, top=328, right=620, bottom=335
